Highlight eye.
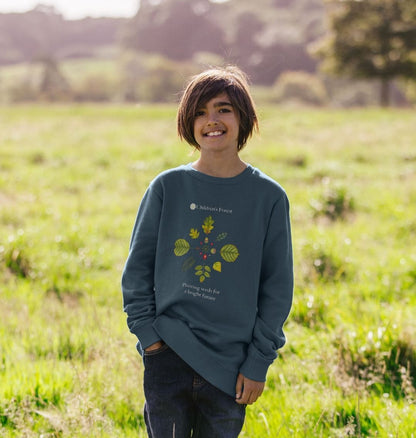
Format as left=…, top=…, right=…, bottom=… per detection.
left=195, top=110, right=205, bottom=117
left=219, top=107, right=232, bottom=113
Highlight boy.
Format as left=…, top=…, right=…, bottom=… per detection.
left=121, top=66, right=293, bottom=437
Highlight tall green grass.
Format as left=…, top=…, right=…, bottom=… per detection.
left=1, top=105, right=415, bottom=437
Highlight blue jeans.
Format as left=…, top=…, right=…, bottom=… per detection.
left=143, top=344, right=246, bottom=438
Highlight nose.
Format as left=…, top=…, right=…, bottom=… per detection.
left=207, top=112, right=219, bottom=125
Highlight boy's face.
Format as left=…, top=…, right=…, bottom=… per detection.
left=193, top=92, right=240, bottom=155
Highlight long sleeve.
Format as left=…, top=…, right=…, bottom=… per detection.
left=121, top=164, right=294, bottom=397
left=239, top=194, right=293, bottom=381
left=121, top=182, right=163, bottom=353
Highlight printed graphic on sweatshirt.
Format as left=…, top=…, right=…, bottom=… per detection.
left=174, top=215, right=239, bottom=283
left=189, top=203, right=233, bottom=215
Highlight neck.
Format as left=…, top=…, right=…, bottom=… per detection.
left=192, top=153, right=247, bottom=178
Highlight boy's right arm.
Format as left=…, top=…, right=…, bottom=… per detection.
left=121, top=183, right=163, bottom=352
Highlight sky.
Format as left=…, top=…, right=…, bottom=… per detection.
left=0, top=0, right=140, bottom=19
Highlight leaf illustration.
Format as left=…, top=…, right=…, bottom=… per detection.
left=205, top=266, right=211, bottom=272
left=174, top=239, right=190, bottom=256
left=199, top=275, right=206, bottom=283
left=189, top=228, right=200, bottom=239
left=216, top=232, right=228, bottom=242
left=182, top=257, right=195, bottom=271
left=202, top=216, right=214, bottom=234
left=220, top=244, right=239, bottom=262
left=213, top=261, right=222, bottom=272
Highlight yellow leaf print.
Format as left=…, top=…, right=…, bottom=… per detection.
left=173, top=214, right=239, bottom=283
left=189, top=228, right=200, bottom=239
left=213, top=261, right=222, bottom=272
left=174, top=239, right=190, bottom=256
left=202, top=216, right=214, bottom=234
left=220, top=244, right=239, bottom=262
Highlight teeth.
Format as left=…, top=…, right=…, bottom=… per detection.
left=206, top=131, right=223, bottom=137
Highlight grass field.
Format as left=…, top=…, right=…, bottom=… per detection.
left=1, top=104, right=415, bottom=437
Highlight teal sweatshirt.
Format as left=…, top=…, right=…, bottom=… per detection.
left=121, top=164, right=293, bottom=397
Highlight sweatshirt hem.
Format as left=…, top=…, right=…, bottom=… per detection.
left=154, top=315, right=238, bottom=397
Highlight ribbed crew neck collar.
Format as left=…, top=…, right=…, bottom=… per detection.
left=184, top=163, right=253, bottom=184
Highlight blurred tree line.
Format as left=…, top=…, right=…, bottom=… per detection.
left=314, top=0, right=416, bottom=106
left=121, top=0, right=324, bottom=84
left=0, top=4, right=124, bottom=63
left=0, top=0, right=415, bottom=106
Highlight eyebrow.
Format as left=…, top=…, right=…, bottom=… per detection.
left=214, top=101, right=233, bottom=108
left=197, top=101, right=233, bottom=110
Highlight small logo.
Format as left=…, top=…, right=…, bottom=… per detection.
left=190, top=203, right=197, bottom=211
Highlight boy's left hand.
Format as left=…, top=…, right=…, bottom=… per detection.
left=235, top=373, right=265, bottom=405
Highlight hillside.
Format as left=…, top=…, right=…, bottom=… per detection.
left=0, top=4, right=127, bottom=65
left=2, top=0, right=412, bottom=105
left=0, top=0, right=325, bottom=84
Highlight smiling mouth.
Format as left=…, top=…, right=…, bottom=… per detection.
left=205, top=130, right=225, bottom=137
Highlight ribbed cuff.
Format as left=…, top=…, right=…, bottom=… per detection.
left=132, top=322, right=161, bottom=354
left=239, top=344, right=273, bottom=382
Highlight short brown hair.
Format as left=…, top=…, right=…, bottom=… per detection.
left=177, top=66, right=258, bottom=151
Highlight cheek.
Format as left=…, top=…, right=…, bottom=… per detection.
left=192, top=121, right=201, bottom=145
left=234, top=123, right=242, bottom=139
left=193, top=120, right=206, bottom=141
left=193, top=119, right=200, bottom=135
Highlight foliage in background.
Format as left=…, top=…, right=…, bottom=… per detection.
left=0, top=4, right=124, bottom=65
left=1, top=54, right=414, bottom=106
left=0, top=0, right=323, bottom=85
left=1, top=0, right=416, bottom=106
left=272, top=71, right=329, bottom=106
left=312, top=0, right=416, bottom=106
left=121, top=0, right=225, bottom=61
left=0, top=104, right=415, bottom=436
